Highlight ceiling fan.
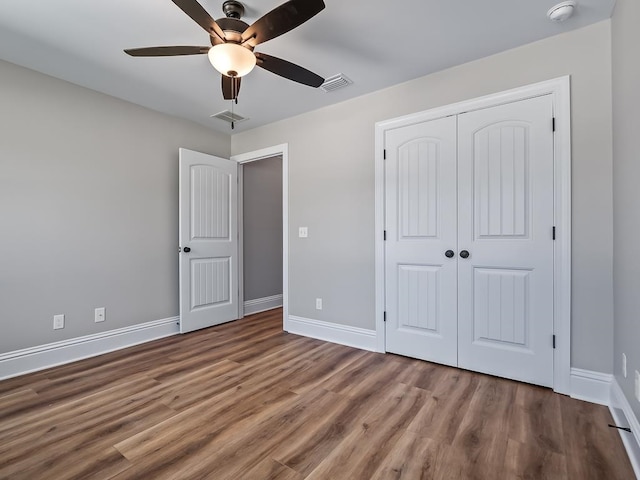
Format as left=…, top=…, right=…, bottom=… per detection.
left=125, top=0, right=326, bottom=101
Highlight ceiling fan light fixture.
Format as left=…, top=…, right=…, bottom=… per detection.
left=208, top=43, right=256, bottom=77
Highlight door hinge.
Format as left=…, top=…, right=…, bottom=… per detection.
left=552, top=226, right=556, bottom=240
left=552, top=335, right=556, bottom=349
left=383, top=149, right=387, bottom=160
left=383, top=230, right=387, bottom=241
left=552, top=117, right=556, bottom=132
left=383, top=311, right=387, bottom=322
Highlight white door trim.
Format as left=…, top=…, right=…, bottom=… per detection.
left=374, top=76, right=572, bottom=394
left=231, top=144, right=289, bottom=325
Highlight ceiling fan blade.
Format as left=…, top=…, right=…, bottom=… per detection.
left=222, top=75, right=242, bottom=100
left=255, top=52, right=324, bottom=88
left=124, top=46, right=210, bottom=57
left=171, top=0, right=226, bottom=42
left=241, top=0, right=325, bottom=47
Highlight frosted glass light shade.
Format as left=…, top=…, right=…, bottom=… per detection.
left=208, top=43, right=256, bottom=77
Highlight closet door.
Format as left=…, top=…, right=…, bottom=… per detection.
left=384, top=116, right=458, bottom=365
left=457, top=96, right=555, bottom=387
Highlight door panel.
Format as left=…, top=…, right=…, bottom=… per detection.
left=190, top=257, right=231, bottom=309
left=457, top=96, right=554, bottom=387
left=473, top=267, right=530, bottom=348
left=179, top=148, right=238, bottom=333
left=190, top=165, right=231, bottom=239
left=385, top=116, right=458, bottom=366
left=475, top=124, right=529, bottom=238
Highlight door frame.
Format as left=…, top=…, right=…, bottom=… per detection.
left=231, top=144, right=289, bottom=324
left=374, top=76, right=572, bottom=394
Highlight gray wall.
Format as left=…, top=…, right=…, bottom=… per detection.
left=0, top=59, right=230, bottom=353
left=612, top=0, right=640, bottom=419
left=243, top=156, right=283, bottom=301
left=232, top=21, right=614, bottom=374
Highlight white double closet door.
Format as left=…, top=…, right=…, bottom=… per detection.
left=385, top=96, right=555, bottom=387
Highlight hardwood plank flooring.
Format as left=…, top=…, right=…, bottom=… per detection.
left=0, top=308, right=634, bottom=479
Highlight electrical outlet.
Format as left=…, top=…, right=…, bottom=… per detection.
left=299, top=227, right=308, bottom=238
left=95, top=307, right=106, bottom=323
left=636, top=371, right=640, bottom=402
left=623, top=353, right=627, bottom=378
left=53, top=314, right=65, bottom=330
left=316, top=298, right=323, bottom=310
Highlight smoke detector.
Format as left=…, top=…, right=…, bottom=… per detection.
left=547, top=1, right=576, bottom=22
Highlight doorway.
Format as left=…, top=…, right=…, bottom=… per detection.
left=240, top=155, right=283, bottom=316
left=232, top=144, right=290, bottom=323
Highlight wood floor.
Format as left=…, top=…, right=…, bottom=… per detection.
left=0, top=309, right=634, bottom=480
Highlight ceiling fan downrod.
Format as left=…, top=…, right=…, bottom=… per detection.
left=222, top=0, right=245, bottom=19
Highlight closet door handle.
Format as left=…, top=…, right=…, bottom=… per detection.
left=445, top=250, right=455, bottom=258
left=183, top=247, right=191, bottom=253
left=460, top=250, right=470, bottom=259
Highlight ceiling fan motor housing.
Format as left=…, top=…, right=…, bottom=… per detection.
left=211, top=17, right=249, bottom=45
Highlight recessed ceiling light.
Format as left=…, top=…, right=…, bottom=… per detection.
left=547, top=1, right=577, bottom=22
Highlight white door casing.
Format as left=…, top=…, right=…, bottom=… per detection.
left=179, top=148, right=239, bottom=333
left=384, top=116, right=459, bottom=366
left=457, top=96, right=555, bottom=387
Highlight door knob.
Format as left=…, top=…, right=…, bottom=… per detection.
left=460, top=250, right=470, bottom=259
left=183, top=247, right=191, bottom=253
left=445, top=250, right=455, bottom=258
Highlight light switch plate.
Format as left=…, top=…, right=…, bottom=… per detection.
left=299, top=227, right=308, bottom=238
left=95, top=307, right=106, bottom=323
left=53, top=314, right=65, bottom=330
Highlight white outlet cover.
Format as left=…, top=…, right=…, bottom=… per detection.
left=299, top=227, right=308, bottom=238
left=315, top=298, right=322, bottom=310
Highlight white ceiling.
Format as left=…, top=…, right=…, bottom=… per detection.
left=0, top=0, right=615, bottom=133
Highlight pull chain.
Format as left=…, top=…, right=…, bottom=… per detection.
left=230, top=78, right=237, bottom=130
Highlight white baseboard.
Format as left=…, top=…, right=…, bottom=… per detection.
left=243, top=294, right=283, bottom=316
left=286, top=315, right=377, bottom=352
left=570, top=367, right=613, bottom=405
left=0, top=316, right=180, bottom=380
left=610, top=379, right=640, bottom=478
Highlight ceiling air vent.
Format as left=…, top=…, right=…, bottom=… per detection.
left=320, top=73, right=353, bottom=93
left=210, top=110, right=249, bottom=124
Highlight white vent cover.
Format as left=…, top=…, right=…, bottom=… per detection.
left=320, top=73, right=353, bottom=93
left=210, top=110, right=249, bottom=124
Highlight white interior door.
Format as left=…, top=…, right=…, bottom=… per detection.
left=383, top=95, right=555, bottom=387
left=179, top=148, right=238, bottom=334
left=457, top=96, right=555, bottom=387
left=384, top=116, right=458, bottom=366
